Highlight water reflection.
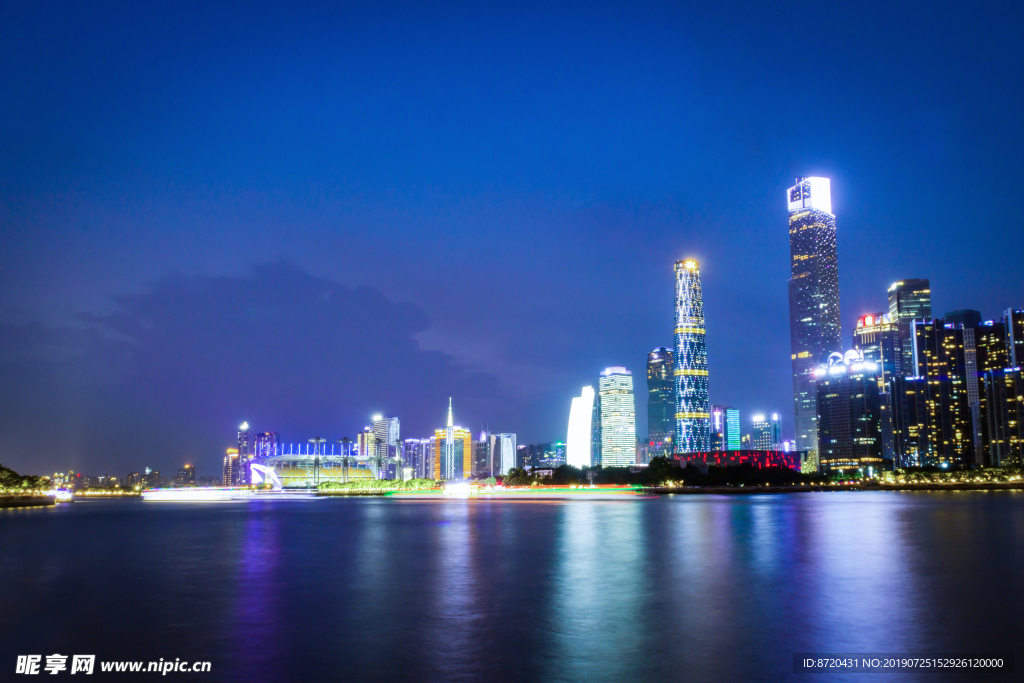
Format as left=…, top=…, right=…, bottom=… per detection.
left=4, top=494, right=1024, bottom=683
left=229, top=506, right=284, bottom=681
left=427, top=501, right=482, bottom=680
left=548, top=502, right=646, bottom=682
left=802, top=494, right=918, bottom=653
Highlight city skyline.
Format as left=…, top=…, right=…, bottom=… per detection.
left=2, top=4, right=1022, bottom=478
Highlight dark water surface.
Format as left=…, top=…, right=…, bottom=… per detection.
left=2, top=492, right=1023, bottom=682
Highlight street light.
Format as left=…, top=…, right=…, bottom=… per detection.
left=309, top=437, right=327, bottom=489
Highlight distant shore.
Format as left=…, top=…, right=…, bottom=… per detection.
left=648, top=482, right=1024, bottom=495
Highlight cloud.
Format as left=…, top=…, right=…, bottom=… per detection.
left=0, top=263, right=499, bottom=477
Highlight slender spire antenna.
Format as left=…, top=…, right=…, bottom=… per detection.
left=447, top=397, right=453, bottom=428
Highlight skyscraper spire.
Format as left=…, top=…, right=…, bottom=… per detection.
left=447, top=397, right=453, bottom=428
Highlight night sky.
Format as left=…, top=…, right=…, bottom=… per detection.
left=2, top=1, right=1022, bottom=477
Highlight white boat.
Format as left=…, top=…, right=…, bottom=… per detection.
left=141, top=487, right=256, bottom=502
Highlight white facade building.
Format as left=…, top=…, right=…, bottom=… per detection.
left=498, top=433, right=517, bottom=475
left=567, top=386, right=595, bottom=468
left=599, top=367, right=637, bottom=467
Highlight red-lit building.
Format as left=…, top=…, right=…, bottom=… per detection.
left=672, top=450, right=801, bottom=472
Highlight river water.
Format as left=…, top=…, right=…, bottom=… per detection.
left=2, top=492, right=1022, bottom=682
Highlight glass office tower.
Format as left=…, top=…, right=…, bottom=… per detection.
left=787, top=177, right=841, bottom=459
left=646, top=347, right=675, bottom=455
left=888, top=279, right=932, bottom=374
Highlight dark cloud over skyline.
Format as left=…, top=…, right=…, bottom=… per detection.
left=1, top=1, right=1021, bottom=475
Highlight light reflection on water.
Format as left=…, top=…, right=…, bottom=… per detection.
left=1, top=493, right=1022, bottom=682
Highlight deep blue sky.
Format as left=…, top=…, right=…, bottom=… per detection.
left=1, top=1, right=1022, bottom=477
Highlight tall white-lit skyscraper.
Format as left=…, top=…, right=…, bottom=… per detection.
left=599, top=367, right=636, bottom=466
left=751, top=414, right=781, bottom=451
left=567, top=386, right=595, bottom=468
left=787, top=177, right=841, bottom=458
left=674, top=259, right=711, bottom=452
left=372, top=415, right=400, bottom=479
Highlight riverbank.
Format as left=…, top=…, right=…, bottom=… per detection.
left=0, top=495, right=56, bottom=508
left=648, top=482, right=1024, bottom=494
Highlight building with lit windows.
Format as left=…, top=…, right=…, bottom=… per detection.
left=983, top=368, right=1023, bottom=467
left=647, top=347, right=675, bottom=455
left=567, top=386, right=596, bottom=468
left=853, top=313, right=900, bottom=384
left=222, top=448, right=240, bottom=486
left=710, top=406, right=725, bottom=450
left=1007, top=309, right=1024, bottom=367
left=176, top=465, right=195, bottom=486
left=905, top=319, right=979, bottom=466
left=599, top=367, right=637, bottom=466
left=433, top=399, right=473, bottom=480
left=815, top=351, right=887, bottom=474
left=976, top=320, right=1009, bottom=373
left=372, top=415, right=401, bottom=479
left=404, top=438, right=434, bottom=479
left=710, top=405, right=740, bottom=450
left=787, top=177, right=841, bottom=460
left=237, top=422, right=251, bottom=485
left=253, top=432, right=280, bottom=460
left=888, top=279, right=932, bottom=375
left=674, top=259, right=710, bottom=451
left=751, top=414, right=781, bottom=451
left=724, top=407, right=741, bottom=450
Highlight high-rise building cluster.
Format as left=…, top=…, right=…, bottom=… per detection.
left=220, top=399, right=524, bottom=487
left=778, top=177, right=1022, bottom=473
left=564, top=254, right=785, bottom=471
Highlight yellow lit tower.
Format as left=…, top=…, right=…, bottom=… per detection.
left=674, top=259, right=710, bottom=452
left=433, top=398, right=472, bottom=481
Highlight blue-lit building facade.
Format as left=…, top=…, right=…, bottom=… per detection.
left=673, top=259, right=710, bottom=452
left=647, top=347, right=675, bottom=456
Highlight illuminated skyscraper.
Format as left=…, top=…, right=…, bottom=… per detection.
left=497, top=433, right=517, bottom=474
left=599, top=367, right=637, bottom=466
left=674, top=259, right=710, bottom=452
left=724, top=407, right=740, bottom=450
left=815, top=352, right=886, bottom=474
left=433, top=399, right=472, bottom=480
left=888, top=279, right=931, bottom=374
left=787, top=177, right=841, bottom=456
left=853, top=313, right=901, bottom=385
left=222, top=448, right=239, bottom=486
left=237, top=422, right=251, bottom=485
left=646, top=347, right=675, bottom=455
left=372, top=415, right=400, bottom=479
left=567, top=386, right=596, bottom=468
